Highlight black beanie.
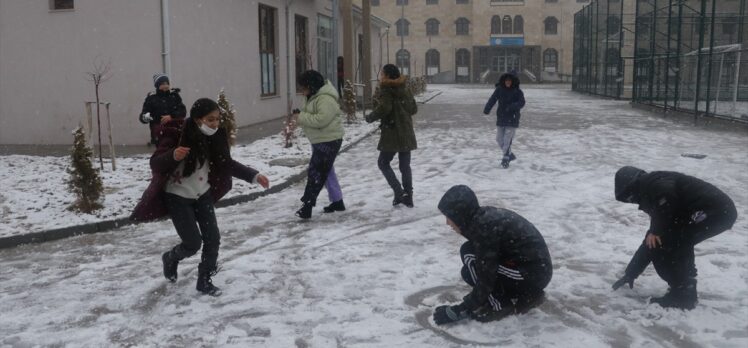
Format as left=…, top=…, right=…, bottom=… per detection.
left=153, top=73, right=170, bottom=89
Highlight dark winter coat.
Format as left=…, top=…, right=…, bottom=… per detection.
left=365, top=76, right=418, bottom=152
left=483, top=74, right=525, bottom=128
left=438, top=185, right=553, bottom=312
left=130, top=119, right=258, bottom=222
left=139, top=89, right=187, bottom=125
left=615, top=166, right=736, bottom=239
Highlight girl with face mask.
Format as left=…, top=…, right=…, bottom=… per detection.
left=131, top=98, right=270, bottom=296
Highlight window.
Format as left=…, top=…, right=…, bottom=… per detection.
left=427, top=0, right=439, bottom=4
left=259, top=5, right=277, bottom=96
left=396, top=0, right=409, bottom=5
left=723, top=17, right=738, bottom=35
left=456, top=49, right=470, bottom=66
left=295, top=15, right=308, bottom=92
left=514, top=15, right=524, bottom=34
left=426, top=18, right=440, bottom=36
left=545, top=0, right=558, bottom=2
left=456, top=18, right=470, bottom=35
left=456, top=0, right=469, bottom=4
left=543, top=48, right=558, bottom=72
left=50, top=0, right=74, bottom=10
left=544, top=17, right=558, bottom=35
left=577, top=0, right=589, bottom=3
left=607, top=16, right=620, bottom=35
left=317, top=15, right=334, bottom=81
left=371, top=0, right=380, bottom=6
left=491, top=15, right=502, bottom=34
left=396, top=49, right=411, bottom=75
left=426, top=49, right=440, bottom=75
left=502, top=15, right=512, bottom=35
left=396, top=18, right=410, bottom=37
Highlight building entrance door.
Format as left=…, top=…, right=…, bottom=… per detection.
left=491, top=51, right=521, bottom=73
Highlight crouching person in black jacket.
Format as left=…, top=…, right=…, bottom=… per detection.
left=433, top=185, right=553, bottom=325
left=612, top=166, right=737, bottom=310
left=139, top=73, right=187, bottom=145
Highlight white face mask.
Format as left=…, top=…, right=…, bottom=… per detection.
left=199, top=123, right=218, bottom=136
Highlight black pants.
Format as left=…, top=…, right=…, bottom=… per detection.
left=164, top=192, right=221, bottom=273
left=302, top=139, right=342, bottom=206
left=626, top=206, right=737, bottom=287
left=377, top=151, right=412, bottom=196
left=460, top=242, right=545, bottom=310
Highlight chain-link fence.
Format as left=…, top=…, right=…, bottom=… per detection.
left=574, top=0, right=747, bottom=121
left=572, top=0, right=631, bottom=99
left=633, top=0, right=747, bottom=121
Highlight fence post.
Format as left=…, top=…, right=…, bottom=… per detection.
left=693, top=0, right=708, bottom=124
left=703, top=0, right=718, bottom=117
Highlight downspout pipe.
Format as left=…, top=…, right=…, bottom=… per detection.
left=286, top=0, right=295, bottom=119
left=161, top=0, right=171, bottom=76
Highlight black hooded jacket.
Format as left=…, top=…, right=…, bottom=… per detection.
left=139, top=88, right=187, bottom=125
left=483, top=73, right=526, bottom=128
left=615, top=166, right=736, bottom=239
left=438, top=185, right=552, bottom=311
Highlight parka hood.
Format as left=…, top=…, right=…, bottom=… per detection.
left=380, top=75, right=407, bottom=88
left=497, top=73, right=520, bottom=89
left=615, top=166, right=647, bottom=203
left=438, top=185, right=481, bottom=235
left=310, top=80, right=340, bottom=101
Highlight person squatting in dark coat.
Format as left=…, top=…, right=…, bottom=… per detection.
left=131, top=98, right=270, bottom=296
left=483, top=73, right=525, bottom=169
left=433, top=185, right=552, bottom=325
left=612, top=166, right=737, bottom=310
left=365, top=64, right=418, bottom=208
left=139, top=73, right=187, bottom=145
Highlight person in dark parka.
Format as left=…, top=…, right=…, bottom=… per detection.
left=365, top=64, right=418, bottom=207
left=433, top=185, right=552, bottom=325
left=483, top=73, right=525, bottom=168
left=612, top=166, right=737, bottom=310
left=139, top=73, right=187, bottom=145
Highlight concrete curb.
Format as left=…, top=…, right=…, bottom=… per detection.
left=0, top=127, right=378, bottom=250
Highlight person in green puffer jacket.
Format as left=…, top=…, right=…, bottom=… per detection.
left=365, top=64, right=418, bottom=207
left=293, top=70, right=346, bottom=219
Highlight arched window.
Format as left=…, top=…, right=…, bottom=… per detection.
left=607, top=16, right=620, bottom=35
left=396, top=18, right=410, bottom=37
left=396, top=0, right=408, bottom=5
left=455, top=17, right=470, bottom=35
left=514, top=15, right=524, bottom=34
left=502, top=15, right=512, bottom=35
left=426, top=0, right=438, bottom=4
left=426, top=18, right=440, bottom=36
left=545, top=17, right=559, bottom=35
left=396, top=49, right=411, bottom=75
left=426, top=49, right=440, bottom=75
left=456, top=48, right=470, bottom=66
left=491, top=15, right=501, bottom=34
left=543, top=48, right=558, bottom=71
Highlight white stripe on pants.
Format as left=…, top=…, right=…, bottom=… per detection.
left=496, top=126, right=517, bottom=161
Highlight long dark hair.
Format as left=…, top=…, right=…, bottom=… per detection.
left=180, top=98, right=219, bottom=178
left=297, top=70, right=326, bottom=96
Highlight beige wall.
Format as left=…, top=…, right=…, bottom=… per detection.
left=0, top=0, right=323, bottom=145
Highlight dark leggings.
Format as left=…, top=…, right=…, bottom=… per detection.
left=302, top=139, right=342, bottom=206
left=164, top=192, right=221, bottom=273
left=377, top=151, right=412, bottom=195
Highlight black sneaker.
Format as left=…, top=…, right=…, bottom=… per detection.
left=650, top=284, right=697, bottom=310
left=196, top=270, right=222, bottom=297
left=508, top=153, right=517, bottom=162
left=501, top=160, right=509, bottom=169
left=392, top=193, right=404, bottom=206
left=162, top=251, right=178, bottom=282
left=515, top=291, right=546, bottom=314
left=295, top=202, right=313, bottom=219
left=471, top=303, right=516, bottom=322
left=323, top=200, right=346, bottom=213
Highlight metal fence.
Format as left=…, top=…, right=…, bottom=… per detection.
left=574, top=0, right=748, bottom=121
left=572, top=0, right=630, bottom=99
left=633, top=0, right=747, bottom=121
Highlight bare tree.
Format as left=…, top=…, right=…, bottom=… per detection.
left=85, top=57, right=113, bottom=170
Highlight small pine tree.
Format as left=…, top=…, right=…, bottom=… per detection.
left=217, top=89, right=238, bottom=146
left=67, top=127, right=104, bottom=213
left=342, top=80, right=357, bottom=123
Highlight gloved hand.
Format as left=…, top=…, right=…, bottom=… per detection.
left=612, top=275, right=634, bottom=291
left=142, top=112, right=153, bottom=122
left=433, top=304, right=470, bottom=325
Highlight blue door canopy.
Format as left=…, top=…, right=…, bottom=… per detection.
left=490, top=37, right=525, bottom=46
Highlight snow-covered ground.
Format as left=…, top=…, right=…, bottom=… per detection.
left=0, top=117, right=378, bottom=238
left=1, top=85, right=746, bottom=347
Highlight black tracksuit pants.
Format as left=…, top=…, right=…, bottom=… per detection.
left=164, top=192, right=221, bottom=273
left=460, top=242, right=545, bottom=310
left=301, top=139, right=342, bottom=206
left=625, top=206, right=738, bottom=287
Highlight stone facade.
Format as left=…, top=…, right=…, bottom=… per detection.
left=372, top=0, right=595, bottom=83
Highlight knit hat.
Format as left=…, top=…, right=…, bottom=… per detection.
left=153, top=73, right=170, bottom=89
